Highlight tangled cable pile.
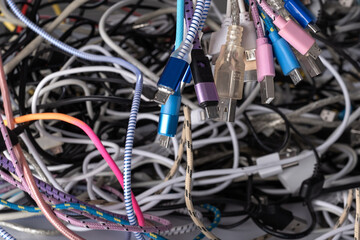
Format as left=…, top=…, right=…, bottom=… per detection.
left=0, top=0, right=359, bottom=239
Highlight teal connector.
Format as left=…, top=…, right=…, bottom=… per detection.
left=268, top=30, right=303, bottom=84
left=158, top=89, right=181, bottom=148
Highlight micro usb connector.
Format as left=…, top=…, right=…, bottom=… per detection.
left=288, top=69, right=303, bottom=85
left=154, top=86, right=173, bottom=105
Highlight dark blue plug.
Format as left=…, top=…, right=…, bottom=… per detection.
left=154, top=57, right=189, bottom=105
left=284, top=0, right=320, bottom=32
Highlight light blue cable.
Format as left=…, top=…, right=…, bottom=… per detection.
left=0, top=227, right=15, bottom=240
left=5, top=1, right=144, bottom=239
left=176, top=0, right=185, bottom=48
left=158, top=0, right=185, bottom=139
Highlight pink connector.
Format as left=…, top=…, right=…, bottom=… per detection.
left=273, top=15, right=315, bottom=55
left=255, top=38, right=275, bottom=82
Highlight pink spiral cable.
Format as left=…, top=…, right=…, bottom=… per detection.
left=249, top=0, right=265, bottom=38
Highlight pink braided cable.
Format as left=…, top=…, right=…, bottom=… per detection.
left=102, top=185, right=125, bottom=201
left=0, top=117, right=29, bottom=192
left=249, top=0, right=265, bottom=38
left=256, top=0, right=278, bottom=20
left=0, top=185, right=15, bottom=194
left=0, top=168, right=171, bottom=232
left=0, top=117, right=171, bottom=232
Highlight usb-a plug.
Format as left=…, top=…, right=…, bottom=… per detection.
left=294, top=50, right=325, bottom=77
left=256, top=37, right=275, bottom=104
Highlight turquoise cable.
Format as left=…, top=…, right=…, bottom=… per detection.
left=193, top=204, right=221, bottom=240
left=176, top=0, right=185, bottom=48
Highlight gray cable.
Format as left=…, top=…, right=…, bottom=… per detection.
left=4, top=0, right=89, bottom=74
left=0, top=221, right=59, bottom=236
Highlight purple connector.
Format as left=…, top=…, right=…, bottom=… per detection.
left=194, top=82, right=219, bottom=119
left=195, top=82, right=219, bottom=104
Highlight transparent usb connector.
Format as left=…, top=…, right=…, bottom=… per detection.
left=214, top=25, right=245, bottom=122
left=217, top=97, right=237, bottom=122
left=266, top=0, right=291, bottom=19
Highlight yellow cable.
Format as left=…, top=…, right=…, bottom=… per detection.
left=48, top=0, right=62, bottom=16
left=0, top=13, right=16, bottom=32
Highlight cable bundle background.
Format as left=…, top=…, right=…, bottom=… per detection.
left=0, top=0, right=358, bottom=239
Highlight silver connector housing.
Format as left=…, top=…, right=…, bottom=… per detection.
left=159, top=135, right=171, bottom=148
left=205, top=105, right=219, bottom=119
left=217, top=97, right=237, bottom=122
left=153, top=87, right=173, bottom=105
left=306, top=43, right=321, bottom=60
left=296, top=51, right=324, bottom=77
left=308, top=23, right=320, bottom=33
left=288, top=68, right=303, bottom=85
left=260, top=76, right=275, bottom=105
left=244, top=69, right=257, bottom=82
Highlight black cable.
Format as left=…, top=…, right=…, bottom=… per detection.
left=244, top=105, right=321, bottom=239
left=218, top=153, right=254, bottom=229
left=243, top=110, right=291, bottom=153
left=251, top=201, right=317, bottom=239
left=257, top=104, right=322, bottom=176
